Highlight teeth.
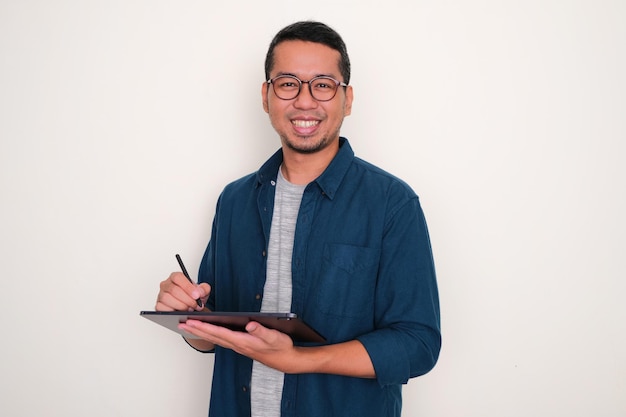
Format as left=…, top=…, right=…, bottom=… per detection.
left=292, top=120, right=319, bottom=128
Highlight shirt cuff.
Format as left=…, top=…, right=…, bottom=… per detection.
left=182, top=336, right=215, bottom=353
left=357, top=330, right=410, bottom=386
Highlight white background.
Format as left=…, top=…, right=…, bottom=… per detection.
left=1, top=1, right=625, bottom=416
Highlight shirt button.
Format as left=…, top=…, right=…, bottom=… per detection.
left=271, top=180, right=276, bottom=186
left=242, top=386, right=248, bottom=392
left=262, top=250, right=266, bottom=257
left=255, top=294, right=261, bottom=300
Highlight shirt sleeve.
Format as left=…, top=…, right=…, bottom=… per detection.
left=198, top=193, right=222, bottom=312
left=356, top=196, right=441, bottom=386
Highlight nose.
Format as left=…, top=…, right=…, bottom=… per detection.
left=293, top=82, right=318, bottom=109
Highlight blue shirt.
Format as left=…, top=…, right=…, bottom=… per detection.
left=198, top=138, right=441, bottom=417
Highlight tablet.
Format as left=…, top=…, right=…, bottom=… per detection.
left=140, top=311, right=326, bottom=343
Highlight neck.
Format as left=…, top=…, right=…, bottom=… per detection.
left=281, top=140, right=339, bottom=185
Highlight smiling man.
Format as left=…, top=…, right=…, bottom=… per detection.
left=155, top=21, right=441, bottom=417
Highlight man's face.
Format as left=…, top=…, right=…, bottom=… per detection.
left=262, top=40, right=353, bottom=154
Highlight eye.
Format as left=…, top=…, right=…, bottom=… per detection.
left=280, top=81, right=298, bottom=88
left=274, top=76, right=300, bottom=89
left=312, top=78, right=336, bottom=90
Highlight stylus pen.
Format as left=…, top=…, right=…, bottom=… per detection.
left=175, top=254, right=203, bottom=308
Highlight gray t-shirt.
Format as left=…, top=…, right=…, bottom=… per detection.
left=250, top=167, right=305, bottom=417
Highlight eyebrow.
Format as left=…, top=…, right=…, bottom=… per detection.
left=274, top=72, right=339, bottom=80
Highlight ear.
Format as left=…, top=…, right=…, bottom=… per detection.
left=262, top=81, right=270, bottom=113
left=343, top=85, right=354, bottom=116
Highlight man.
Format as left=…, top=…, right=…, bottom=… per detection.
left=156, top=21, right=441, bottom=417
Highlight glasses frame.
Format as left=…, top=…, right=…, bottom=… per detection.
left=267, top=74, right=348, bottom=102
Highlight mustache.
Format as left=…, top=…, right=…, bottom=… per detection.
left=287, top=112, right=325, bottom=120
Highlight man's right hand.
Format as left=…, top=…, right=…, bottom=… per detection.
left=155, top=272, right=211, bottom=312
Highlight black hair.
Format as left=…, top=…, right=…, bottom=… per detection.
left=264, top=21, right=351, bottom=84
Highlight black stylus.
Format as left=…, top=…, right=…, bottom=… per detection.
left=175, top=254, right=203, bottom=308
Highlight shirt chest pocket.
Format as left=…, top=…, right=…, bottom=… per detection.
left=314, top=243, right=381, bottom=319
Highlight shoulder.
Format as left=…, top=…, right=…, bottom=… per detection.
left=219, top=147, right=282, bottom=200
left=350, top=156, right=419, bottom=200
left=215, top=172, right=258, bottom=209
left=222, top=172, right=257, bottom=194
left=338, top=156, right=424, bottom=223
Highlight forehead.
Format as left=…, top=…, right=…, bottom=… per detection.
left=271, top=40, right=342, bottom=78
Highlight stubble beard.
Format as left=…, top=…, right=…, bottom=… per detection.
left=282, top=133, right=334, bottom=154
left=279, top=121, right=344, bottom=155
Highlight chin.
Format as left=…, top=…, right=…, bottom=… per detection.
left=287, top=142, right=327, bottom=155
left=282, top=134, right=336, bottom=155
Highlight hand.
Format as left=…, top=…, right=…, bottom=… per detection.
left=155, top=272, right=211, bottom=312
left=180, top=320, right=300, bottom=373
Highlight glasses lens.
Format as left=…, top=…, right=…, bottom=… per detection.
left=272, top=76, right=301, bottom=100
left=310, top=77, right=339, bottom=101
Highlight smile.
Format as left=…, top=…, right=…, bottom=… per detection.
left=292, top=120, right=320, bottom=128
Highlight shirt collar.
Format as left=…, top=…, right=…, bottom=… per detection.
left=256, top=137, right=354, bottom=200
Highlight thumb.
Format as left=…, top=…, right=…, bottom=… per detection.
left=193, top=283, right=211, bottom=300
left=245, top=321, right=279, bottom=344
left=246, top=321, right=271, bottom=340
left=246, top=321, right=259, bottom=334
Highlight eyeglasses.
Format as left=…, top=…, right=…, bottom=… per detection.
left=267, top=75, right=348, bottom=101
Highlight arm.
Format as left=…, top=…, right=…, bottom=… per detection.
left=289, top=339, right=375, bottom=378
left=358, top=196, right=441, bottom=384
left=180, top=319, right=375, bottom=378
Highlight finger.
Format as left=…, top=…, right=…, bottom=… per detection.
left=196, top=283, right=211, bottom=299
left=190, top=284, right=210, bottom=309
left=161, top=272, right=199, bottom=307
left=245, top=321, right=279, bottom=345
left=180, top=320, right=237, bottom=349
left=154, top=300, right=174, bottom=312
left=156, top=273, right=201, bottom=310
left=155, top=290, right=192, bottom=311
left=169, top=272, right=197, bottom=292
left=170, top=273, right=210, bottom=309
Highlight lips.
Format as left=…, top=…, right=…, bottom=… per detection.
left=291, top=118, right=321, bottom=135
